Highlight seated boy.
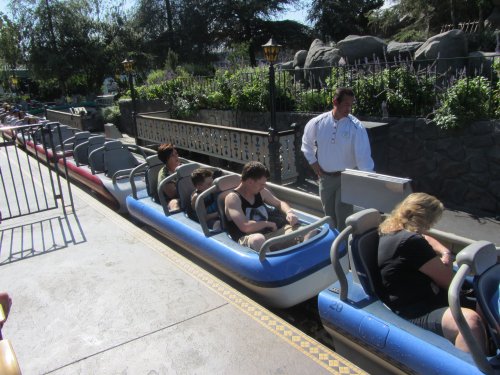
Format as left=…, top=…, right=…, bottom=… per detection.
left=190, top=168, right=221, bottom=230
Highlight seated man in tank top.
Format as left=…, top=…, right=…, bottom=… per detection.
left=225, top=161, right=314, bottom=251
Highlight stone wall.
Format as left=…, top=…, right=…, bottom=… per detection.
left=118, top=99, right=166, bottom=135
left=369, top=118, right=500, bottom=215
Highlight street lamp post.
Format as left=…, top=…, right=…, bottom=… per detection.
left=122, top=58, right=138, bottom=139
left=262, top=37, right=282, bottom=133
left=262, top=37, right=282, bottom=183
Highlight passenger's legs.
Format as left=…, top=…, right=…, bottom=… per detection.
left=441, top=308, right=487, bottom=353
left=239, top=233, right=266, bottom=251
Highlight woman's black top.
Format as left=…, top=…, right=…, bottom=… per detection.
left=378, top=230, right=447, bottom=318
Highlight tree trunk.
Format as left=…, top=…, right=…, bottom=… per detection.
left=478, top=2, right=484, bottom=34
left=248, top=40, right=256, bottom=67
left=45, top=0, right=57, bottom=50
left=450, top=0, right=458, bottom=29
left=164, top=0, right=175, bottom=51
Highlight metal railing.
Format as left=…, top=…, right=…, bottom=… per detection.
left=136, top=111, right=299, bottom=183
left=0, top=122, right=74, bottom=221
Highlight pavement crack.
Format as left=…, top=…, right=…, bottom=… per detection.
left=43, top=302, right=229, bottom=374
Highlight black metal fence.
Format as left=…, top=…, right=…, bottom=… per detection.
left=0, top=123, right=74, bottom=221
left=164, top=55, right=499, bottom=119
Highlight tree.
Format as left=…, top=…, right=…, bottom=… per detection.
left=10, top=0, right=137, bottom=96
left=307, top=0, right=384, bottom=42
left=388, top=0, right=494, bottom=39
left=212, top=0, right=300, bottom=66
left=0, top=13, right=22, bottom=70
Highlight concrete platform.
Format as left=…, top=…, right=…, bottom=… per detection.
left=0, top=148, right=365, bottom=374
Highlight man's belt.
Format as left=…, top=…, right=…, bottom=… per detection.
left=321, top=170, right=342, bottom=177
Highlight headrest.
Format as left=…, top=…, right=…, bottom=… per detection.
left=104, top=140, right=124, bottom=151
left=215, top=174, right=240, bottom=192
left=74, top=131, right=91, bottom=140
left=88, top=135, right=105, bottom=145
left=456, top=241, right=497, bottom=275
left=176, top=163, right=201, bottom=179
left=146, top=155, right=162, bottom=167
left=345, top=208, right=382, bottom=235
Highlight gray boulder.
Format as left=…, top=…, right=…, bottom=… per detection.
left=293, top=50, right=308, bottom=68
left=303, top=39, right=341, bottom=88
left=387, top=41, right=423, bottom=60
left=278, top=61, right=294, bottom=70
left=414, top=30, right=468, bottom=73
left=336, top=35, right=387, bottom=63
left=468, top=51, right=499, bottom=78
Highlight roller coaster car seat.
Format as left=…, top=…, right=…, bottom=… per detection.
left=215, top=174, right=241, bottom=231
left=144, top=155, right=163, bottom=202
left=346, top=208, right=385, bottom=298
left=459, top=242, right=500, bottom=350
left=48, top=124, right=76, bottom=148
left=103, top=141, right=140, bottom=178
left=82, top=135, right=105, bottom=167
left=65, top=131, right=90, bottom=152
left=87, top=137, right=109, bottom=174
left=174, top=163, right=201, bottom=211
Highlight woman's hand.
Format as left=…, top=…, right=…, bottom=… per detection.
left=440, top=251, right=454, bottom=267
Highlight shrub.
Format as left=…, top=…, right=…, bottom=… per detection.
left=146, top=70, right=168, bottom=85
left=434, top=76, right=491, bottom=129
left=229, top=67, right=269, bottom=112
left=102, top=105, right=121, bottom=126
left=296, top=90, right=331, bottom=112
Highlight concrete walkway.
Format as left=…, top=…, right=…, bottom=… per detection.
left=0, top=148, right=364, bottom=374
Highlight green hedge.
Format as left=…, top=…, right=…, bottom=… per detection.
left=129, top=64, right=499, bottom=128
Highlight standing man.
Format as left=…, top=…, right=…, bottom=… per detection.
left=301, top=87, right=374, bottom=230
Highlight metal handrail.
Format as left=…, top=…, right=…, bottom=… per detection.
left=259, top=216, right=332, bottom=261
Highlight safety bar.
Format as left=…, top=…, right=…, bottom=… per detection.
left=128, top=162, right=149, bottom=199
left=449, top=241, right=497, bottom=375
left=259, top=216, right=332, bottom=262
left=158, top=172, right=179, bottom=216
left=195, top=184, right=219, bottom=237
left=112, top=168, right=136, bottom=184
left=330, top=225, right=353, bottom=301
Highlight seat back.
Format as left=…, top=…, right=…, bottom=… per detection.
left=175, top=163, right=201, bottom=211
left=72, top=131, right=91, bottom=151
left=87, top=136, right=107, bottom=174
left=215, top=175, right=241, bottom=230
left=475, top=263, right=500, bottom=349
left=49, top=125, right=74, bottom=147
left=144, top=155, right=164, bottom=200
left=87, top=135, right=105, bottom=155
left=345, top=209, right=384, bottom=297
left=103, top=141, right=138, bottom=178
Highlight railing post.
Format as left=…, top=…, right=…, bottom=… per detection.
left=268, top=128, right=281, bottom=184
left=291, top=122, right=305, bottom=184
